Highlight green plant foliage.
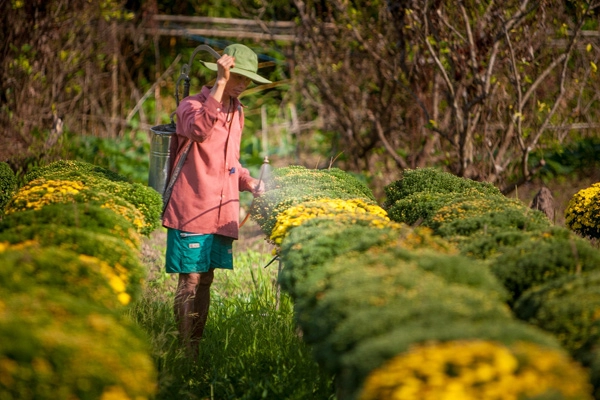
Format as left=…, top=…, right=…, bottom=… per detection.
left=21, top=160, right=162, bottom=235
left=304, top=259, right=512, bottom=370
left=434, top=198, right=550, bottom=237
left=386, top=186, right=550, bottom=241
left=0, top=203, right=141, bottom=250
left=514, top=271, right=600, bottom=364
left=278, top=217, right=455, bottom=300
left=588, top=348, right=600, bottom=400
left=295, top=245, right=509, bottom=348
left=489, top=227, right=600, bottom=305
left=250, top=165, right=376, bottom=236
left=565, top=182, right=600, bottom=239
left=385, top=191, right=455, bottom=226
left=0, top=224, right=145, bottom=302
left=459, top=229, right=535, bottom=260
left=66, top=132, right=151, bottom=184
left=383, top=167, right=501, bottom=208
left=534, top=137, right=600, bottom=179
left=0, top=162, right=16, bottom=213
left=5, top=177, right=148, bottom=235
left=0, top=289, right=156, bottom=400
left=0, top=245, right=131, bottom=308
left=24, top=159, right=129, bottom=184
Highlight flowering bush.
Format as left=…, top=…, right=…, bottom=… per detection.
left=5, top=178, right=147, bottom=235
left=383, top=167, right=501, bottom=208
left=359, top=340, right=592, bottom=400
left=0, top=289, right=157, bottom=400
left=431, top=195, right=548, bottom=232
left=24, top=159, right=129, bottom=183
left=297, top=242, right=559, bottom=397
left=270, top=198, right=391, bottom=245
left=386, top=188, right=550, bottom=240
left=565, top=183, right=600, bottom=239
left=250, top=166, right=376, bottom=236
left=278, top=217, right=456, bottom=300
left=0, top=202, right=141, bottom=250
left=514, top=270, right=600, bottom=361
left=302, top=253, right=515, bottom=371
left=0, top=224, right=145, bottom=302
left=447, top=221, right=550, bottom=261
left=0, top=162, right=16, bottom=213
left=489, top=227, right=600, bottom=305
left=24, top=162, right=162, bottom=235
left=297, top=243, right=511, bottom=343
left=0, top=245, right=132, bottom=308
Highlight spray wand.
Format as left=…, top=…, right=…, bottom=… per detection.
left=239, top=155, right=271, bottom=228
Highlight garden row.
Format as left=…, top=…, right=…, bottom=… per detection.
left=250, top=166, right=600, bottom=399
left=0, top=160, right=163, bottom=400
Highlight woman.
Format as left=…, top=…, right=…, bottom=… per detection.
left=162, top=43, right=270, bottom=356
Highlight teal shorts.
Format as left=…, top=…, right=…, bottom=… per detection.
left=165, top=228, right=234, bottom=274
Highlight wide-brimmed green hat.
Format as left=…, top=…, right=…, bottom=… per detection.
left=201, top=44, right=272, bottom=84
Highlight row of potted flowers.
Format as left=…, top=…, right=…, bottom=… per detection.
left=250, top=165, right=596, bottom=399
left=0, top=160, right=162, bottom=399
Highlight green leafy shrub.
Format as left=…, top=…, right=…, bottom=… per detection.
left=297, top=246, right=509, bottom=351
left=24, top=159, right=129, bottom=183
left=588, top=349, right=600, bottom=400
left=0, top=162, right=16, bottom=214
left=490, top=227, right=600, bottom=304
left=0, top=203, right=141, bottom=250
left=435, top=199, right=551, bottom=238
left=4, top=178, right=147, bottom=235
left=0, top=245, right=133, bottom=307
left=514, top=271, right=600, bottom=364
left=279, top=217, right=456, bottom=300
left=383, top=167, right=501, bottom=208
left=386, top=186, right=549, bottom=240
left=385, top=191, right=455, bottom=226
left=0, top=224, right=145, bottom=302
left=250, top=166, right=376, bottom=236
left=0, top=289, right=156, bottom=400
left=24, top=164, right=162, bottom=235
left=458, top=229, right=535, bottom=260
left=359, top=340, right=592, bottom=400
left=565, top=183, right=600, bottom=239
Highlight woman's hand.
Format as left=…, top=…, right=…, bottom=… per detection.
left=216, top=54, right=235, bottom=85
left=252, top=179, right=265, bottom=197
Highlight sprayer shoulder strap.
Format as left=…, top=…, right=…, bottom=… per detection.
left=161, top=139, right=192, bottom=217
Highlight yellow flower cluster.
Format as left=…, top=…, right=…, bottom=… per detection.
left=565, top=183, right=600, bottom=238
left=432, top=197, right=506, bottom=225
left=270, top=198, right=391, bottom=245
left=359, top=340, right=592, bottom=400
left=79, top=255, right=131, bottom=306
left=5, top=179, right=85, bottom=214
left=100, top=201, right=145, bottom=231
left=0, top=240, right=38, bottom=253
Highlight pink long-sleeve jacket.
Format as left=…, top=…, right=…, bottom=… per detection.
left=161, top=86, right=255, bottom=239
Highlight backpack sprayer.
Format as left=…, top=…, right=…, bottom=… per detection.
left=148, top=44, right=272, bottom=223
left=148, top=44, right=221, bottom=206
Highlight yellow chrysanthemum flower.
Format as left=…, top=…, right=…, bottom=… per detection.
left=270, top=198, right=391, bottom=245
left=360, top=340, right=592, bottom=400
